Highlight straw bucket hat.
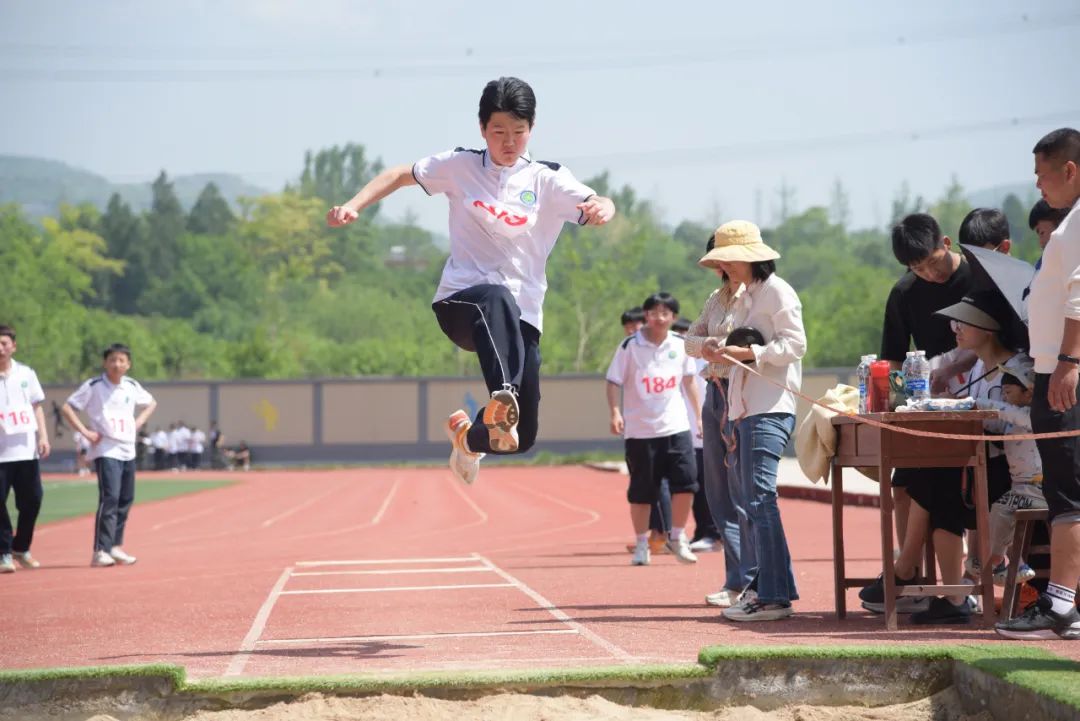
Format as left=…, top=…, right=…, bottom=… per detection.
left=698, top=220, right=781, bottom=267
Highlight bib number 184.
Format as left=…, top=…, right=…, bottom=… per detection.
left=641, top=376, right=677, bottom=394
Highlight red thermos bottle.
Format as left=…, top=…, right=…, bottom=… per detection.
left=869, top=360, right=891, bottom=412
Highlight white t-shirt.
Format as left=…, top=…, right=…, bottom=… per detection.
left=191, top=429, right=206, bottom=454
left=66, top=375, right=154, bottom=461
left=1027, top=200, right=1080, bottom=373
left=413, top=148, right=596, bottom=333
left=606, top=330, right=697, bottom=439
left=151, top=429, right=168, bottom=450
left=0, top=361, right=45, bottom=463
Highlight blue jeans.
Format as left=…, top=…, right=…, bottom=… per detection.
left=702, top=381, right=754, bottom=591
left=736, top=412, right=798, bottom=604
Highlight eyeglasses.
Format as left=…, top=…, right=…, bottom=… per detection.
left=950, top=319, right=966, bottom=333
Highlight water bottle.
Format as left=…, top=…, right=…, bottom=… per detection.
left=856, top=354, right=874, bottom=414
left=906, top=350, right=931, bottom=402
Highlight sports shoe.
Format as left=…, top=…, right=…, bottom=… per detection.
left=625, top=533, right=668, bottom=554
left=0, top=554, right=14, bottom=573
left=483, top=388, right=520, bottom=452
left=723, top=598, right=793, bottom=622
left=993, top=562, right=1035, bottom=587
left=445, top=410, right=484, bottom=485
left=705, top=588, right=740, bottom=608
left=689, top=537, right=718, bottom=552
left=910, top=596, right=974, bottom=625
left=665, top=536, right=698, bottom=564
left=109, top=547, right=137, bottom=565
left=858, top=573, right=930, bottom=614
left=995, top=594, right=1080, bottom=640
left=631, top=540, right=650, bottom=566
left=14, top=551, right=39, bottom=569
left=91, top=550, right=116, bottom=567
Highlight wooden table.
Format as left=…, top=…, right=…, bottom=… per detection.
left=830, top=410, right=998, bottom=630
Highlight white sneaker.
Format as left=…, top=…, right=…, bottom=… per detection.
left=109, top=547, right=137, bottom=565
left=723, top=599, right=794, bottom=622
left=91, top=550, right=116, bottom=567
left=631, top=540, right=651, bottom=566
left=0, top=554, right=14, bottom=573
left=664, top=536, right=698, bottom=564
left=689, top=537, right=718, bottom=552
left=445, top=410, right=484, bottom=485
left=14, top=551, right=39, bottom=569
left=705, top=589, right=740, bottom=607
left=483, top=388, right=520, bottom=452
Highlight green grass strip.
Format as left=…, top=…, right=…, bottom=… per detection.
left=10, top=479, right=231, bottom=525
left=0, top=663, right=185, bottom=687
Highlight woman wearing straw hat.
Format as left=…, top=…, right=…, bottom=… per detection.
left=699, top=220, right=806, bottom=621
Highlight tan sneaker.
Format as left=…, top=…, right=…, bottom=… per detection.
left=91, top=550, right=116, bottom=567
left=483, top=389, right=519, bottom=452
left=14, top=552, right=39, bottom=569
left=109, top=547, right=137, bottom=565
left=0, top=554, right=15, bottom=573
left=446, top=410, right=484, bottom=485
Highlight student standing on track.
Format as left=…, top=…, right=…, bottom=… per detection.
left=0, top=324, right=50, bottom=573
left=327, top=76, right=616, bottom=485
left=62, top=343, right=157, bottom=568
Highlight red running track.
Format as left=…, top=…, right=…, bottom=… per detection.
left=1, top=466, right=1075, bottom=679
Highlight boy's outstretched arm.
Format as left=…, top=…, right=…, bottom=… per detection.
left=577, top=195, right=616, bottom=226
left=326, top=164, right=418, bottom=227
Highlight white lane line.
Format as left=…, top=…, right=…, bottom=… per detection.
left=260, top=482, right=346, bottom=528
left=369, top=477, right=399, bottom=525
left=447, top=473, right=489, bottom=523
left=150, top=504, right=224, bottom=532
left=472, top=553, right=635, bottom=663
left=255, top=629, right=579, bottom=645
left=291, top=565, right=490, bottom=577
left=224, top=566, right=293, bottom=677
left=280, top=583, right=514, bottom=595
left=295, top=557, right=476, bottom=566
left=278, top=476, right=402, bottom=543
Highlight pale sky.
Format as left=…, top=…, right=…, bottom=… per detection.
left=2, top=0, right=1078, bottom=233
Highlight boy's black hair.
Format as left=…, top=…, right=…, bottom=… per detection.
left=620, top=306, right=645, bottom=325
left=1033, top=127, right=1080, bottom=165
left=891, top=213, right=945, bottom=266
left=672, top=317, right=692, bottom=333
left=103, top=343, right=132, bottom=361
left=1028, top=198, right=1071, bottom=229
left=0, top=325, right=14, bottom=342
left=642, top=291, right=679, bottom=315
left=959, top=208, right=1010, bottom=249
left=750, top=260, right=777, bottom=282
left=479, top=77, right=536, bottom=128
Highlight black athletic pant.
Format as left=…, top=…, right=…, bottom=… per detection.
left=94, top=457, right=136, bottom=552
left=0, top=460, right=43, bottom=554
left=433, top=284, right=540, bottom=454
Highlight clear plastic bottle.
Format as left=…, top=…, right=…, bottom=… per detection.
left=905, top=349, right=931, bottom=402
left=856, top=354, right=875, bottom=414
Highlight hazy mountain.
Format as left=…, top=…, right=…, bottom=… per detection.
left=967, top=181, right=1039, bottom=209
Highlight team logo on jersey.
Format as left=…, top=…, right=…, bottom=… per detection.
left=668, top=351, right=677, bottom=359
left=519, top=189, right=537, bottom=206
left=20, top=381, right=27, bottom=388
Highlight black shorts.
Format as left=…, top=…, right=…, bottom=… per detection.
left=624, top=432, right=698, bottom=504
left=906, top=451, right=1011, bottom=537
left=1032, top=373, right=1080, bottom=524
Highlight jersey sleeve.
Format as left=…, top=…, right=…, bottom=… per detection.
left=605, top=344, right=628, bottom=386
left=26, top=369, right=45, bottom=405
left=66, top=380, right=92, bottom=411
left=130, top=380, right=155, bottom=407
left=545, top=166, right=597, bottom=225
left=412, top=149, right=462, bottom=197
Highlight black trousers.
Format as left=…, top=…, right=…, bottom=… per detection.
left=433, top=284, right=541, bottom=455
left=691, top=447, right=719, bottom=539
left=94, top=457, right=136, bottom=552
left=0, top=459, right=43, bottom=554
left=1032, top=373, right=1080, bottom=523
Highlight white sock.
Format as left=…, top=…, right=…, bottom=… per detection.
left=669, top=527, right=684, bottom=542
left=636, top=533, right=649, bottom=544
left=1047, top=583, right=1077, bottom=615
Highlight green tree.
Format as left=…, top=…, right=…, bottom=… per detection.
left=186, top=182, right=235, bottom=235
left=929, top=175, right=971, bottom=240
left=98, top=193, right=150, bottom=313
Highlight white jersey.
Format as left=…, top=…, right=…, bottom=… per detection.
left=413, top=148, right=596, bottom=333
left=190, top=429, right=206, bottom=454
left=151, top=429, right=168, bottom=451
left=0, top=361, right=45, bottom=463
left=606, top=330, right=697, bottom=440
left=66, top=375, right=154, bottom=461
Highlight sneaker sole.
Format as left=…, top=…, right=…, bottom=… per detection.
left=0, top=567, right=14, bottom=574
left=994, top=627, right=1062, bottom=641
left=664, top=543, right=697, bottom=564
left=860, top=599, right=931, bottom=615
left=724, top=610, right=793, bottom=622
left=484, top=390, right=519, bottom=452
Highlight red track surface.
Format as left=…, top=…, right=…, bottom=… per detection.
left=1, top=466, right=1076, bottom=679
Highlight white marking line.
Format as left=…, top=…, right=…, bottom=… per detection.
left=260, top=482, right=346, bottom=528
left=472, top=553, right=635, bottom=663
left=224, top=566, right=293, bottom=677
left=279, top=583, right=514, bottom=596
left=255, top=629, right=579, bottom=645
left=369, top=476, right=399, bottom=524
left=150, top=504, right=223, bottom=532
left=295, top=557, right=476, bottom=567
left=447, top=473, right=489, bottom=523
left=291, top=565, right=490, bottom=577
left=277, top=476, right=401, bottom=543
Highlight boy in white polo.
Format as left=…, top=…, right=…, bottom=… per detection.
left=327, top=76, right=616, bottom=485
left=606, top=293, right=702, bottom=566
left=0, top=324, right=51, bottom=573
left=62, top=343, right=156, bottom=567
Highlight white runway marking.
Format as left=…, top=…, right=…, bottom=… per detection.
left=255, top=629, right=579, bottom=645
left=291, top=565, right=490, bottom=577
left=260, top=482, right=346, bottom=528
left=150, top=504, right=223, bottom=531
left=224, top=566, right=293, bottom=677
left=279, top=582, right=514, bottom=596
left=472, top=553, right=635, bottom=662
left=295, top=557, right=476, bottom=566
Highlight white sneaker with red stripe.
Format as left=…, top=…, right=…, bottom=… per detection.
left=446, top=410, right=484, bottom=485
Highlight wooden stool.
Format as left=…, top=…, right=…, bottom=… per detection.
left=1002, top=507, right=1050, bottom=620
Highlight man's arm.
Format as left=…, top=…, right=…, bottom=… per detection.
left=681, top=376, right=702, bottom=438
left=326, top=164, right=418, bottom=227
left=33, top=404, right=50, bottom=459
left=134, top=400, right=157, bottom=431
left=576, top=196, right=616, bottom=226
left=1050, top=317, right=1080, bottom=411
left=606, top=381, right=624, bottom=436
left=61, top=402, right=99, bottom=444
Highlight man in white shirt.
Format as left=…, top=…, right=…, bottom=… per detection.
left=606, top=293, right=701, bottom=566
left=190, top=426, right=206, bottom=469
left=62, top=343, right=156, bottom=568
left=327, top=77, right=616, bottom=485
left=0, top=325, right=50, bottom=572
left=998, top=127, right=1080, bottom=641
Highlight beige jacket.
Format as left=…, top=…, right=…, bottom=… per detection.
left=794, top=384, right=859, bottom=484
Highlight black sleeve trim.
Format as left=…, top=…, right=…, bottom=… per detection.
left=411, top=163, right=432, bottom=196
left=620, top=335, right=633, bottom=350
left=577, top=194, right=596, bottom=226
left=536, top=159, right=561, bottom=171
